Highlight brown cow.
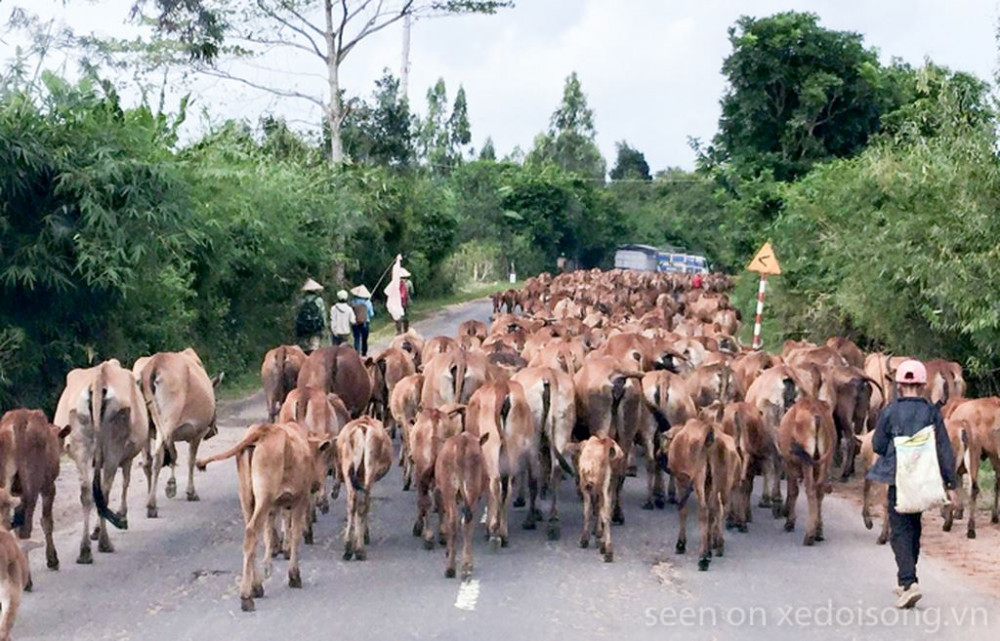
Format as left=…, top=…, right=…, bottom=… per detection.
left=941, top=417, right=970, bottom=534
left=297, top=345, right=372, bottom=418
left=745, top=365, right=806, bottom=514
left=458, top=319, right=488, bottom=349
left=435, top=431, right=490, bottom=579
left=337, top=417, right=393, bottom=560
left=660, top=418, right=741, bottom=571
left=947, top=397, right=1000, bottom=538
left=717, top=402, right=775, bottom=533
left=576, top=436, right=625, bottom=562
left=390, top=330, right=426, bottom=370
left=640, top=370, right=698, bottom=508
left=421, top=348, right=489, bottom=409
left=0, top=488, right=31, bottom=641
left=367, top=347, right=416, bottom=433
left=408, top=405, right=466, bottom=549
left=825, top=337, right=865, bottom=369
left=261, top=345, right=306, bottom=422
left=55, top=360, right=149, bottom=564
left=137, top=349, right=220, bottom=518
left=389, top=373, right=425, bottom=490
left=0, top=410, right=67, bottom=571
left=196, top=422, right=331, bottom=611
left=778, top=398, right=836, bottom=545
left=466, top=380, right=539, bottom=546
left=855, top=430, right=889, bottom=545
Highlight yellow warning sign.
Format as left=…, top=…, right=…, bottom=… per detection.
left=747, top=241, right=781, bottom=275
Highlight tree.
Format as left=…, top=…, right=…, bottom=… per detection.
left=609, top=141, right=650, bottom=181
left=527, top=71, right=606, bottom=181
left=449, top=85, right=472, bottom=157
left=711, top=12, right=888, bottom=181
left=417, top=79, right=473, bottom=172
left=479, top=136, right=496, bottom=160
left=341, top=69, right=415, bottom=166
left=129, top=0, right=511, bottom=163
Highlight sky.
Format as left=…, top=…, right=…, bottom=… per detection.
left=2, top=0, right=997, bottom=171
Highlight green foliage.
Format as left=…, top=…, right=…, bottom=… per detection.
left=609, top=141, right=651, bottom=181
left=527, top=72, right=606, bottom=181
left=342, top=70, right=415, bottom=167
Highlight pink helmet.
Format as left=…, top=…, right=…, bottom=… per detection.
left=895, top=359, right=927, bottom=385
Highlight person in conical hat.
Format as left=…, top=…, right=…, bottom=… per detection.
left=384, top=255, right=411, bottom=335
left=302, top=278, right=324, bottom=292
left=295, top=278, right=327, bottom=353
left=348, top=285, right=375, bottom=356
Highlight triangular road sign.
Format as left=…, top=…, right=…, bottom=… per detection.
left=747, top=241, right=781, bottom=275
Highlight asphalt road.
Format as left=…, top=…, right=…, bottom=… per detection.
left=15, top=299, right=1000, bottom=641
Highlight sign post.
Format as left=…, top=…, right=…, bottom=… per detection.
left=746, top=241, right=781, bottom=351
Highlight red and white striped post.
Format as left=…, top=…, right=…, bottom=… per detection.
left=751, top=274, right=767, bottom=350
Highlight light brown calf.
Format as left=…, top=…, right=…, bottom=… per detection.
left=778, top=398, right=836, bottom=545
left=261, top=345, right=306, bottom=422
left=408, top=405, right=465, bottom=549
left=854, top=430, right=889, bottom=545
left=576, top=436, right=624, bottom=562
left=337, top=417, right=393, bottom=560
left=435, top=432, right=490, bottom=579
left=0, top=489, right=31, bottom=641
left=389, top=373, right=424, bottom=490
left=717, top=402, right=775, bottom=533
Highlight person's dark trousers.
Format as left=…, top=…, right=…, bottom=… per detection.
left=332, top=335, right=345, bottom=346
left=353, top=323, right=370, bottom=355
left=888, top=485, right=921, bottom=589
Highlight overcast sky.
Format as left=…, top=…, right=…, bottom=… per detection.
left=2, top=0, right=996, bottom=171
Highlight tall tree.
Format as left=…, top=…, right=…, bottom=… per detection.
left=527, top=71, right=605, bottom=181
left=609, top=141, right=650, bottom=181
left=711, top=12, right=887, bottom=181
left=128, top=0, right=511, bottom=163
left=449, top=85, right=472, bottom=157
left=341, top=69, right=415, bottom=166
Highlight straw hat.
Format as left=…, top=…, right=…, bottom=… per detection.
left=337, top=289, right=348, bottom=301
left=350, top=285, right=372, bottom=299
left=301, top=278, right=324, bottom=293
left=398, top=267, right=412, bottom=278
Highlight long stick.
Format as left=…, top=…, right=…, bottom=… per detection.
left=752, top=274, right=767, bottom=350
left=371, top=256, right=398, bottom=296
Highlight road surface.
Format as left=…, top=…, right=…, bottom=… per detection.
left=16, top=299, right=1000, bottom=640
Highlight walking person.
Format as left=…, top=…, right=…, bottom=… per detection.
left=349, top=285, right=374, bottom=356
left=383, top=254, right=410, bottom=335
left=330, top=290, right=353, bottom=346
left=294, top=278, right=328, bottom=354
left=867, top=359, right=959, bottom=609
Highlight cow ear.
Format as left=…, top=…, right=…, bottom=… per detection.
left=365, top=357, right=375, bottom=368
left=479, top=432, right=490, bottom=446
left=55, top=424, right=72, bottom=440
left=211, top=372, right=226, bottom=388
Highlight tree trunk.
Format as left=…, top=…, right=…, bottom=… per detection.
left=325, top=1, right=345, bottom=164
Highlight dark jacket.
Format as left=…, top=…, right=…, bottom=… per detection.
left=867, top=396, right=957, bottom=489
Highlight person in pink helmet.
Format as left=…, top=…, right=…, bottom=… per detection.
left=868, top=359, right=959, bottom=609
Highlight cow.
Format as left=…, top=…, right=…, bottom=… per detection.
left=826, top=365, right=877, bottom=480
left=946, top=397, right=1000, bottom=539
left=659, top=418, right=741, bottom=571
left=366, top=347, right=416, bottom=434
left=855, top=430, right=889, bottom=545
left=196, top=422, right=331, bottom=612
left=435, top=432, right=490, bottom=579
left=717, top=402, right=775, bottom=533
left=408, top=405, right=466, bottom=549
left=466, top=380, right=539, bottom=547
left=0, top=488, right=31, bottom=641
left=745, top=365, right=805, bottom=515
left=778, top=398, right=836, bottom=545
left=640, top=370, right=698, bottom=508
left=575, top=436, right=625, bottom=562
left=941, top=417, right=970, bottom=535
left=458, top=319, right=488, bottom=349
left=261, top=345, right=307, bottom=422
left=421, top=348, right=489, bottom=410
left=136, top=349, right=220, bottom=518
left=337, top=417, right=393, bottom=561
left=389, top=373, right=424, bottom=491
left=0, top=409, right=67, bottom=571
left=390, top=330, right=426, bottom=370
left=55, top=360, right=149, bottom=564
left=297, top=345, right=373, bottom=418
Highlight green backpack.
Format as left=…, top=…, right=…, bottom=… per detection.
left=295, top=298, right=325, bottom=337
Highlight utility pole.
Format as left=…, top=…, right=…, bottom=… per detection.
left=401, top=13, right=412, bottom=100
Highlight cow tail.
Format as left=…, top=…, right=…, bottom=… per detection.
left=90, top=366, right=125, bottom=529
left=348, top=424, right=366, bottom=492
left=545, top=378, right=574, bottom=477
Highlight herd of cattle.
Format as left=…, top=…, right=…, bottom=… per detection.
left=0, top=268, right=999, bottom=633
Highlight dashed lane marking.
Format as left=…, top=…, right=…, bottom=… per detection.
left=454, top=579, right=480, bottom=611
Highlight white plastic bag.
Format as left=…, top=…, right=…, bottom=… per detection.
left=894, top=425, right=947, bottom=514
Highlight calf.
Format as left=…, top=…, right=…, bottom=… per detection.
left=261, top=345, right=306, bottom=422
left=717, top=402, right=776, bottom=533
left=435, top=432, right=490, bottom=579
left=337, top=417, right=393, bottom=560
left=946, top=398, right=1000, bottom=538
left=576, top=436, right=624, bottom=562
left=196, top=422, right=330, bottom=611
left=389, top=373, right=424, bottom=491
left=0, top=410, right=67, bottom=571
left=0, top=489, right=31, bottom=641
left=408, top=405, right=466, bottom=549
left=855, top=431, right=889, bottom=545
left=778, top=398, right=836, bottom=545
left=367, top=348, right=416, bottom=434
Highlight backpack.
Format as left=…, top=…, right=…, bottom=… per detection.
left=295, top=298, right=325, bottom=337
left=351, top=302, right=369, bottom=325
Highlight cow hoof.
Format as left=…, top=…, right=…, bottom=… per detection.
left=738, top=524, right=748, bottom=534
left=942, top=520, right=952, bottom=532
left=47, top=553, right=59, bottom=570
left=955, top=509, right=964, bottom=520
left=876, top=534, right=888, bottom=545
left=546, top=523, right=561, bottom=541
left=667, top=494, right=677, bottom=505
left=117, top=513, right=129, bottom=529
left=90, top=527, right=100, bottom=541
left=490, top=536, right=501, bottom=551
left=580, top=538, right=589, bottom=549
left=803, top=535, right=815, bottom=546
left=423, top=538, right=434, bottom=551
left=319, top=501, right=330, bottom=515
left=165, top=479, right=177, bottom=499
left=968, top=530, right=977, bottom=540
left=252, top=584, right=264, bottom=598
left=438, top=532, right=447, bottom=545
left=697, top=557, right=710, bottom=571
left=784, top=522, right=795, bottom=532
left=77, top=549, right=93, bottom=565
left=598, top=542, right=605, bottom=554
left=863, top=517, right=873, bottom=530
left=612, top=514, right=624, bottom=526
left=641, top=500, right=654, bottom=511
left=364, top=530, right=370, bottom=545
left=461, top=566, right=473, bottom=580
left=522, top=519, right=536, bottom=531
left=147, top=506, right=158, bottom=519
left=288, top=570, right=302, bottom=588
left=654, top=496, right=666, bottom=510
left=412, top=522, right=423, bottom=537
left=342, top=545, right=353, bottom=561
left=815, top=529, right=824, bottom=542
left=500, top=537, right=509, bottom=548
left=513, top=496, right=525, bottom=508
left=758, top=498, right=771, bottom=509
left=186, top=491, right=200, bottom=502
left=445, top=567, right=456, bottom=578
left=354, top=549, right=367, bottom=561
left=24, top=576, right=32, bottom=593
left=304, top=531, right=314, bottom=545
left=331, top=487, right=341, bottom=501
left=675, top=541, right=686, bottom=554
left=626, top=466, right=638, bottom=478
left=839, top=472, right=851, bottom=483
left=98, top=539, right=114, bottom=554
left=240, top=597, right=255, bottom=612
left=603, top=551, right=614, bottom=563
left=403, top=480, right=411, bottom=492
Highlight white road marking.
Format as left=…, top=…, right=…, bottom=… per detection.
left=454, top=579, right=481, bottom=611
left=480, top=507, right=488, bottom=524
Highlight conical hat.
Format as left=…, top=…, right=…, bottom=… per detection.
left=398, top=267, right=411, bottom=278
left=350, top=285, right=371, bottom=299
left=301, top=278, right=324, bottom=292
